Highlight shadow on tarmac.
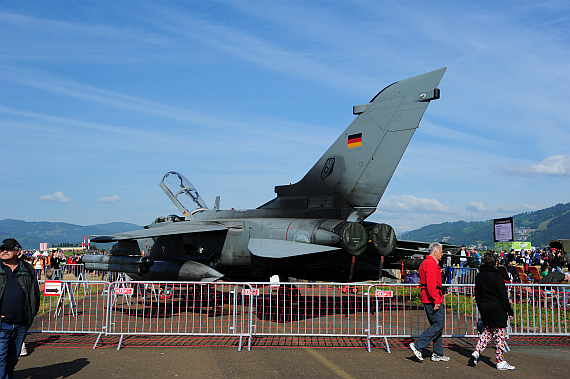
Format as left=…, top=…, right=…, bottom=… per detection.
left=15, top=358, right=89, bottom=379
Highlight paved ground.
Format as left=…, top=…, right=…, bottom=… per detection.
left=14, top=337, right=570, bottom=379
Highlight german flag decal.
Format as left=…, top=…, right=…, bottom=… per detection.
left=347, top=133, right=362, bottom=148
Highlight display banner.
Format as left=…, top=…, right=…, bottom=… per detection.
left=494, top=217, right=514, bottom=242
left=494, top=241, right=532, bottom=251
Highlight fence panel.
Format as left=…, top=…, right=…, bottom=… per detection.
left=248, top=282, right=371, bottom=339
left=30, top=280, right=109, bottom=335
left=104, top=281, right=254, bottom=349
left=508, top=284, right=569, bottom=336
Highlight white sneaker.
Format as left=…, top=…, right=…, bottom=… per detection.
left=469, top=351, right=479, bottom=366
left=431, top=353, right=450, bottom=362
left=20, top=343, right=27, bottom=357
left=409, top=342, right=423, bottom=361
left=496, top=361, right=515, bottom=370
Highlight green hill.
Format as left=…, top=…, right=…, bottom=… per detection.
left=0, top=219, right=143, bottom=250
left=400, top=203, right=570, bottom=249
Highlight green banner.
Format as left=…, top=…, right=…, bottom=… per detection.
left=494, top=241, right=532, bottom=251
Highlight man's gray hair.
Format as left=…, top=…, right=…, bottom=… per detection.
left=428, top=242, right=443, bottom=254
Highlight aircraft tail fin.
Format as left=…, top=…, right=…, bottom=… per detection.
left=259, top=68, right=446, bottom=220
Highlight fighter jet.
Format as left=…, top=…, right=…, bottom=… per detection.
left=85, top=68, right=448, bottom=282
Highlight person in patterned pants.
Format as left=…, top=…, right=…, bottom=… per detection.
left=471, top=252, right=515, bottom=370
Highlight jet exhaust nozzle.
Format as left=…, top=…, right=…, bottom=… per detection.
left=338, top=222, right=367, bottom=256
left=367, top=223, right=396, bottom=256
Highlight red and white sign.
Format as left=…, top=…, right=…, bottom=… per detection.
left=44, top=281, right=63, bottom=296
left=375, top=290, right=393, bottom=298
left=115, top=287, right=134, bottom=295
left=40, top=243, right=48, bottom=251
left=242, top=288, right=260, bottom=296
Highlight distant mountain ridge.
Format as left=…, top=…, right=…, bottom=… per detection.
left=0, top=219, right=143, bottom=250
left=400, top=203, right=570, bottom=248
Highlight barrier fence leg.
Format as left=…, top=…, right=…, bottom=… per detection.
left=117, top=334, right=124, bottom=351
left=383, top=337, right=391, bottom=353
left=93, top=333, right=103, bottom=349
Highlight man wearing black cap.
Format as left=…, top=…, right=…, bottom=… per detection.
left=0, top=238, right=40, bottom=379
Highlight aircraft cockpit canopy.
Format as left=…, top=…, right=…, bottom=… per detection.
left=160, top=171, right=208, bottom=217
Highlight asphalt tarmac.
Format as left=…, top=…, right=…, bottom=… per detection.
left=14, top=341, right=570, bottom=379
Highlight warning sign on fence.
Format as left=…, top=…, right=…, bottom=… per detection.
left=44, top=281, right=63, bottom=296
left=375, top=290, right=393, bottom=298
left=115, top=287, right=134, bottom=295
left=242, top=288, right=260, bottom=296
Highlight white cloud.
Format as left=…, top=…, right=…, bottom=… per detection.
left=378, top=195, right=452, bottom=214
left=496, top=155, right=570, bottom=176
left=40, top=191, right=71, bottom=203
left=466, top=202, right=488, bottom=211
left=99, top=195, right=120, bottom=204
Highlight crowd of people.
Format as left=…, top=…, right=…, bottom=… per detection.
left=17, top=250, right=87, bottom=280
left=451, top=245, right=568, bottom=282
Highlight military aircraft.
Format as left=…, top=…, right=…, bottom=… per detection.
left=85, top=68, right=448, bottom=282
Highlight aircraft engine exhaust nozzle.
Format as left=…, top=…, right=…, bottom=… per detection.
left=367, top=223, right=396, bottom=256
left=339, top=222, right=367, bottom=256
left=81, top=255, right=155, bottom=276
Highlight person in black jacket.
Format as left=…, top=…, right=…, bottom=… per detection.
left=470, top=252, right=515, bottom=371
left=0, top=238, right=41, bottom=378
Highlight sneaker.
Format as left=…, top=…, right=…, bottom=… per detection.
left=409, top=342, right=423, bottom=361
left=431, top=353, right=450, bottom=362
left=20, top=343, right=27, bottom=357
left=496, top=361, right=515, bottom=370
left=469, top=351, right=479, bottom=366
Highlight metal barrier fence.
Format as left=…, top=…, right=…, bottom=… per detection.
left=29, top=280, right=570, bottom=351
left=446, top=267, right=478, bottom=285
left=105, top=281, right=254, bottom=350
left=30, top=280, right=109, bottom=347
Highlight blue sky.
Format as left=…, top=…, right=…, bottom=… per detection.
left=1, top=0, right=569, bottom=233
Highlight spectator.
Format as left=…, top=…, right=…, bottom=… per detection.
left=532, top=250, right=541, bottom=265
left=469, top=249, right=481, bottom=269
left=470, top=252, right=515, bottom=370
left=524, top=252, right=531, bottom=273
left=459, top=245, right=468, bottom=268
left=0, top=238, right=41, bottom=378
left=540, top=262, right=550, bottom=277
left=552, top=251, right=563, bottom=273
left=66, top=255, right=74, bottom=274
left=409, top=242, right=449, bottom=362
left=32, top=255, right=43, bottom=280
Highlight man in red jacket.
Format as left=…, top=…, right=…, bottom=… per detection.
left=410, top=242, right=449, bottom=362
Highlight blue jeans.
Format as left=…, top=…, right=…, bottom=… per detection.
left=415, top=303, right=445, bottom=356
left=0, top=321, right=27, bottom=379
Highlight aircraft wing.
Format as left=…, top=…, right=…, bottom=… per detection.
left=91, top=221, right=230, bottom=243
left=249, top=238, right=340, bottom=258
